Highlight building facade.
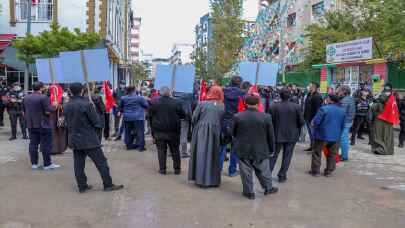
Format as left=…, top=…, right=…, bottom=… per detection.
left=195, top=13, right=213, bottom=61
left=0, top=0, right=133, bottom=88
left=130, top=17, right=141, bottom=64
left=169, top=43, right=194, bottom=65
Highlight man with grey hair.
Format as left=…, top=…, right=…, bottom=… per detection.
left=337, top=85, right=356, bottom=161
left=149, top=86, right=186, bottom=175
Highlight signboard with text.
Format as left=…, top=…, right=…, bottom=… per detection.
left=326, top=37, right=373, bottom=63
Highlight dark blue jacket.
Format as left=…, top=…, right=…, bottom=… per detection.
left=223, top=86, right=245, bottom=121
left=312, top=104, right=346, bottom=142
left=120, top=93, right=148, bottom=121
left=340, top=96, right=356, bottom=124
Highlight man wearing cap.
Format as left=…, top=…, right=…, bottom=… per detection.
left=6, top=83, right=27, bottom=140
left=309, top=95, right=346, bottom=177
left=232, top=95, right=278, bottom=200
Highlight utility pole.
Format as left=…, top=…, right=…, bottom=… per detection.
left=24, top=0, right=32, bottom=92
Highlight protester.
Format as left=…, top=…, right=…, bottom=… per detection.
left=220, top=76, right=246, bottom=177
left=351, top=90, right=370, bottom=145
left=23, top=82, right=60, bottom=170
left=49, top=84, right=68, bottom=155
left=149, top=87, right=185, bottom=175
left=269, top=88, right=305, bottom=183
left=337, top=86, right=356, bottom=161
left=64, top=82, right=123, bottom=193
left=173, top=92, right=194, bottom=158
left=399, top=95, right=405, bottom=148
left=370, top=84, right=399, bottom=155
left=303, top=82, right=323, bottom=152
left=309, top=94, right=346, bottom=177
left=89, top=86, right=106, bottom=142
left=232, top=95, right=278, bottom=199
left=5, top=82, right=27, bottom=140
left=119, top=86, right=148, bottom=151
left=188, top=85, right=224, bottom=188
left=113, top=82, right=127, bottom=138
left=0, top=79, right=7, bottom=127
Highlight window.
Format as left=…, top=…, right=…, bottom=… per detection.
left=287, top=13, right=296, bottom=27
left=16, top=0, right=53, bottom=22
left=312, top=1, right=325, bottom=18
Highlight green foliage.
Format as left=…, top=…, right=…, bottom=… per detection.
left=302, top=0, right=405, bottom=68
left=130, top=62, right=148, bottom=83
left=192, top=46, right=209, bottom=80
left=210, top=0, right=244, bottom=80
left=12, top=23, right=101, bottom=64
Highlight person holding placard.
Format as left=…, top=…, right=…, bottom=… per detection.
left=64, top=83, right=124, bottom=193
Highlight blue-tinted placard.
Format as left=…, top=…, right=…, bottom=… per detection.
left=60, top=48, right=110, bottom=83
left=36, top=57, right=63, bottom=83
left=238, top=61, right=257, bottom=85
left=174, top=65, right=195, bottom=93
left=257, top=63, right=279, bottom=86
left=154, top=64, right=173, bottom=90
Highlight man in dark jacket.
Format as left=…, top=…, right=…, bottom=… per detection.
left=351, top=90, right=370, bottom=145
left=113, top=82, right=126, bottom=137
left=23, top=82, right=60, bottom=170
left=269, top=88, right=305, bottom=183
left=398, top=95, right=405, bottom=148
left=64, top=83, right=123, bottom=193
left=309, top=95, right=346, bottom=177
left=220, top=76, right=246, bottom=177
left=0, top=80, right=8, bottom=127
left=149, top=87, right=186, bottom=175
left=119, top=86, right=148, bottom=151
left=303, top=82, right=323, bottom=151
left=233, top=95, right=278, bottom=200
left=6, top=83, right=27, bottom=140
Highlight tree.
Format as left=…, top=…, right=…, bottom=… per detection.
left=302, top=0, right=405, bottom=68
left=210, top=0, right=244, bottom=80
left=192, top=46, right=209, bottom=80
left=130, top=62, right=148, bottom=83
left=13, top=23, right=101, bottom=64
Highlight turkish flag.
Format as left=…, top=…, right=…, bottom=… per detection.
left=323, top=147, right=341, bottom=164
left=50, top=84, right=63, bottom=106
left=199, top=80, right=207, bottom=102
left=237, top=96, right=245, bottom=113
left=103, top=81, right=115, bottom=113
left=32, top=0, right=38, bottom=5
left=378, top=95, right=400, bottom=125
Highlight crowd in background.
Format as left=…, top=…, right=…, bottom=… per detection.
left=0, top=76, right=404, bottom=198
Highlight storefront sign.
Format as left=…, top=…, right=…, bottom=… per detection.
left=326, top=37, right=373, bottom=63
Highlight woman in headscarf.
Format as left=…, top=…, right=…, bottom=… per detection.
left=188, top=85, right=225, bottom=188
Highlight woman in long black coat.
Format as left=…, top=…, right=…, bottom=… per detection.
left=188, top=86, right=224, bottom=188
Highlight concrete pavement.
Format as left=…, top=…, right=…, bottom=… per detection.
left=0, top=126, right=405, bottom=228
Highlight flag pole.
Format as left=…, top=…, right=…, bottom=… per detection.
left=24, top=0, right=33, bottom=92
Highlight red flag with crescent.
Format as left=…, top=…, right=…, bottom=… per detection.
left=378, top=94, right=400, bottom=125
left=50, top=84, right=63, bottom=106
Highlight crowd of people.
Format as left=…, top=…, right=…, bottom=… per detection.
left=0, top=76, right=404, bottom=199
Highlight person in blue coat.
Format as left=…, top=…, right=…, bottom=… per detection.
left=119, top=86, right=149, bottom=151
left=309, top=94, right=346, bottom=177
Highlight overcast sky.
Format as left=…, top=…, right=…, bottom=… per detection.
left=133, top=0, right=259, bottom=58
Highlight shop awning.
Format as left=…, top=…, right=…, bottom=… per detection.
left=0, top=34, right=16, bottom=55
left=312, top=58, right=388, bottom=69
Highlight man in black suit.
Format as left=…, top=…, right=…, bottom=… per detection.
left=23, top=82, right=60, bottom=170
left=269, top=88, right=305, bottom=182
left=149, top=86, right=186, bottom=175
left=232, top=95, right=278, bottom=200
left=64, top=83, right=123, bottom=193
left=303, top=82, right=323, bottom=151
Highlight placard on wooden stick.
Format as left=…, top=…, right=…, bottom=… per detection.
left=154, top=64, right=195, bottom=93
left=238, top=61, right=279, bottom=86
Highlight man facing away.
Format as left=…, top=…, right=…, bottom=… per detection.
left=149, top=87, right=186, bottom=175
left=337, top=86, right=356, bottom=161
left=303, top=82, right=323, bottom=151
left=23, top=82, right=60, bottom=170
left=119, top=86, right=149, bottom=151
left=64, top=83, right=123, bottom=193
left=232, top=95, right=278, bottom=200
left=309, top=95, right=346, bottom=177
left=269, top=88, right=305, bottom=183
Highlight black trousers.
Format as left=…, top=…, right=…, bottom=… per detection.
left=9, top=112, right=27, bottom=137
left=73, top=147, right=113, bottom=191
left=104, top=113, right=110, bottom=139
left=0, top=106, right=5, bottom=126
left=29, top=128, right=52, bottom=166
left=311, top=140, right=339, bottom=174
left=351, top=116, right=367, bottom=142
left=156, top=137, right=181, bottom=172
left=400, top=123, right=405, bottom=144
left=239, top=158, right=273, bottom=194
left=269, top=142, right=296, bottom=179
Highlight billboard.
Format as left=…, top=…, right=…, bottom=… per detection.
left=326, top=37, right=373, bottom=63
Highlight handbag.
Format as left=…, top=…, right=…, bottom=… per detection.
left=56, top=107, right=66, bottom=128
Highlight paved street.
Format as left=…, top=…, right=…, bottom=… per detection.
left=0, top=126, right=405, bottom=228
